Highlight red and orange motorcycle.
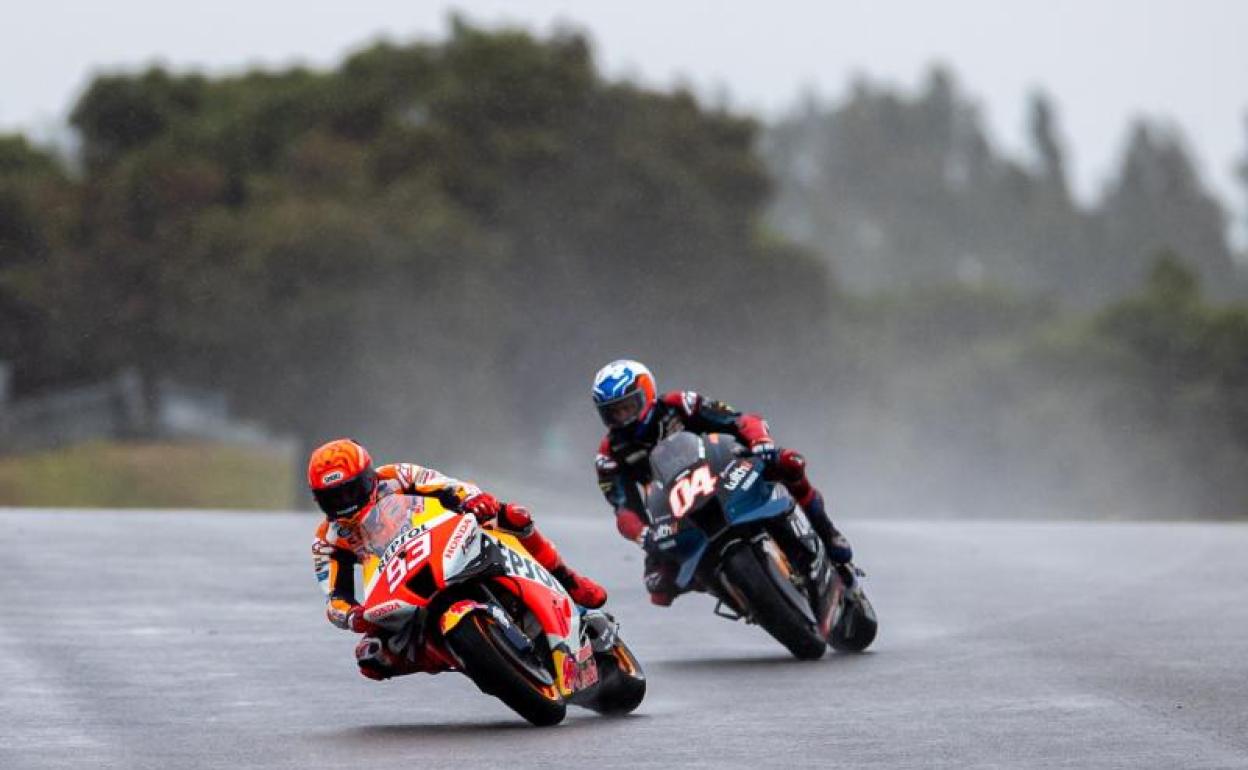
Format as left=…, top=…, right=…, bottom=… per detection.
left=355, top=493, right=646, bottom=726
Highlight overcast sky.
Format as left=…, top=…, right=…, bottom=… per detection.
left=3, top=0, right=1246, bottom=234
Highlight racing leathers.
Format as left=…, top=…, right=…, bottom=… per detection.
left=312, top=462, right=606, bottom=680
left=596, top=391, right=851, bottom=605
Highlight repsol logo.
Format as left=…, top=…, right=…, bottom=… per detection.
left=381, top=524, right=423, bottom=563
left=504, top=549, right=559, bottom=590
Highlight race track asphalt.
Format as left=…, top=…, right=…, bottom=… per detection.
left=3, top=502, right=1248, bottom=769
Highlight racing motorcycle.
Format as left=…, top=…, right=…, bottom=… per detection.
left=644, top=432, right=877, bottom=659
left=356, top=493, right=646, bottom=726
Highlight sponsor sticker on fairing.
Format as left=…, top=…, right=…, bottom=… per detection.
left=444, top=515, right=475, bottom=555
left=721, top=461, right=751, bottom=491
left=379, top=513, right=453, bottom=563
left=559, top=645, right=600, bottom=691
left=365, top=600, right=407, bottom=622
left=502, top=548, right=560, bottom=590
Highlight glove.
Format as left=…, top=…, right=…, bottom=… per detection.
left=749, top=439, right=778, bottom=463
left=461, top=492, right=501, bottom=520
left=327, top=598, right=376, bottom=633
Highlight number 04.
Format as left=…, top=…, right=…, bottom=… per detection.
left=669, top=465, right=716, bottom=518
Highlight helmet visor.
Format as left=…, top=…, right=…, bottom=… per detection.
left=313, top=468, right=377, bottom=519
left=596, top=391, right=646, bottom=428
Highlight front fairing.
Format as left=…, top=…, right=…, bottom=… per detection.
left=484, top=530, right=577, bottom=633
left=360, top=494, right=461, bottom=628
left=645, top=433, right=791, bottom=589
left=357, top=497, right=590, bottom=692
left=715, top=457, right=773, bottom=519
left=483, top=528, right=591, bottom=695
left=440, top=514, right=486, bottom=581
left=645, top=433, right=715, bottom=588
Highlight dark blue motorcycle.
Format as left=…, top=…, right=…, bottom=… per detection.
left=645, top=432, right=877, bottom=659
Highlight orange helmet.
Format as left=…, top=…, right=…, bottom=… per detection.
left=307, top=438, right=377, bottom=520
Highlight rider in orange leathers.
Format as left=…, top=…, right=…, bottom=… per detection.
left=308, top=438, right=607, bottom=680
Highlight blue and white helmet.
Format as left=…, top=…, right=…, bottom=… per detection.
left=592, top=359, right=658, bottom=429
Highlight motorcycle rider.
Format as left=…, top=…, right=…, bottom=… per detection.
left=591, top=359, right=853, bottom=606
left=309, top=437, right=607, bottom=680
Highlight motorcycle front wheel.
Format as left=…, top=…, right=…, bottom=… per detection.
left=721, top=542, right=828, bottom=660
left=444, top=611, right=567, bottom=726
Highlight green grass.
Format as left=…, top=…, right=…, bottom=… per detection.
left=0, top=441, right=297, bottom=509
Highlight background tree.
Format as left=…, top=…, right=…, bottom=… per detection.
left=1096, top=122, right=1236, bottom=302
left=4, top=24, right=1248, bottom=519
left=764, top=74, right=1239, bottom=306
left=28, top=22, right=831, bottom=470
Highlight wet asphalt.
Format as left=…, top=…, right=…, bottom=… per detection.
left=3, top=504, right=1248, bottom=769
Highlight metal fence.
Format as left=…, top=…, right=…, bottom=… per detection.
left=0, top=365, right=290, bottom=454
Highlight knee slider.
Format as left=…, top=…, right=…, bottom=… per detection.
left=354, top=636, right=384, bottom=663
left=644, top=563, right=677, bottom=595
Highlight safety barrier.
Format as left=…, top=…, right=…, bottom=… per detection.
left=0, top=366, right=290, bottom=454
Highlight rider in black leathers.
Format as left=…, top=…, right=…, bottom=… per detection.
left=590, top=359, right=852, bottom=605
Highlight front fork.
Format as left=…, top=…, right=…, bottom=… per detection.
left=763, top=509, right=852, bottom=635
left=580, top=607, right=620, bottom=653
left=764, top=508, right=823, bottom=581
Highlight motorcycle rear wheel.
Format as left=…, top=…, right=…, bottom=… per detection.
left=721, top=543, right=828, bottom=660
left=829, top=588, right=878, bottom=652
left=444, top=612, right=567, bottom=727
left=586, top=642, right=647, bottom=716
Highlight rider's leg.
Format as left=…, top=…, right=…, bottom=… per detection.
left=356, top=628, right=455, bottom=680
left=769, top=449, right=852, bottom=564
left=498, top=504, right=608, bottom=608
left=354, top=634, right=418, bottom=680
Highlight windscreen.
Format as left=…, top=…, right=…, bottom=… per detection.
left=648, top=432, right=704, bottom=487
left=357, top=493, right=427, bottom=559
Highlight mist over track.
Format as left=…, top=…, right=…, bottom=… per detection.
left=3, top=502, right=1248, bottom=769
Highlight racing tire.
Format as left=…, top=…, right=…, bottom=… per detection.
left=444, top=612, right=567, bottom=727
left=586, top=643, right=647, bottom=716
left=721, top=543, right=828, bottom=660
left=829, top=589, right=878, bottom=653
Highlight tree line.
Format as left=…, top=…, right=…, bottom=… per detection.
left=0, top=21, right=828, bottom=467
left=1, top=21, right=1246, bottom=517
left=764, top=68, right=1242, bottom=304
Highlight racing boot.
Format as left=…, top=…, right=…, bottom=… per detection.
left=643, top=558, right=678, bottom=606
left=771, top=449, right=853, bottom=565
left=798, top=488, right=853, bottom=566
left=550, top=563, right=609, bottom=609
left=355, top=635, right=423, bottom=681
left=501, top=503, right=608, bottom=608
